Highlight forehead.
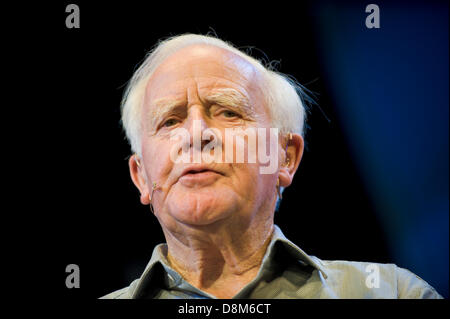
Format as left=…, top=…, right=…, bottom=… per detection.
left=144, top=45, right=263, bottom=102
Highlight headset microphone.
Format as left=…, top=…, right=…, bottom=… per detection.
left=149, top=182, right=158, bottom=201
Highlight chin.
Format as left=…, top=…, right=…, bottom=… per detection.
left=166, top=195, right=234, bottom=227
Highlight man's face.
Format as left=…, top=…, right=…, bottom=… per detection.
left=134, top=45, right=281, bottom=230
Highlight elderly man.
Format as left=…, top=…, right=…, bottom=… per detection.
left=101, top=34, right=442, bottom=299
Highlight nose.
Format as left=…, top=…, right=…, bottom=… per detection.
left=184, top=106, right=213, bottom=151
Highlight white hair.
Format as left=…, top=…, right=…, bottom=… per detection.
left=120, top=33, right=311, bottom=158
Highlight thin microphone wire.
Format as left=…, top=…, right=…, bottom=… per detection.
left=149, top=182, right=158, bottom=215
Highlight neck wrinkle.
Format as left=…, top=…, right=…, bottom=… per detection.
left=164, top=221, right=274, bottom=291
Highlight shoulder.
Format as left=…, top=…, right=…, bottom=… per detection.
left=99, top=279, right=140, bottom=299
left=394, top=266, right=443, bottom=299
left=316, top=259, right=442, bottom=299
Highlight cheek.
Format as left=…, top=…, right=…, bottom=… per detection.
left=234, top=163, right=276, bottom=198
left=235, top=165, right=277, bottom=214
left=141, top=139, right=174, bottom=181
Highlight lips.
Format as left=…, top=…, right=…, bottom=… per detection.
left=177, top=165, right=224, bottom=187
left=180, top=166, right=222, bottom=178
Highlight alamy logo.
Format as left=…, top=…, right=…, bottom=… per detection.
left=365, top=4, right=380, bottom=29
left=169, top=121, right=280, bottom=174
left=65, top=4, right=80, bottom=29
left=65, top=264, right=80, bottom=288
left=365, top=263, right=380, bottom=288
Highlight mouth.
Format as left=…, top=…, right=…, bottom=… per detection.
left=184, top=169, right=214, bottom=175
left=181, top=165, right=222, bottom=177
left=179, top=166, right=223, bottom=186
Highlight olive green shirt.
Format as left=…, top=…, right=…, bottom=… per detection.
left=100, top=225, right=442, bottom=299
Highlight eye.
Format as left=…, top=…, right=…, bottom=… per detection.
left=222, top=110, right=240, bottom=118
left=162, top=118, right=179, bottom=127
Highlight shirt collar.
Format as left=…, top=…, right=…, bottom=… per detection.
left=268, top=225, right=328, bottom=279
left=131, top=224, right=328, bottom=298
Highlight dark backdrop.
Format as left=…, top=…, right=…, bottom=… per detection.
left=23, top=0, right=447, bottom=299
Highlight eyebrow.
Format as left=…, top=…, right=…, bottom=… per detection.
left=146, top=88, right=257, bottom=131
left=204, top=88, right=251, bottom=110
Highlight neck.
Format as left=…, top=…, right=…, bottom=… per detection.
left=162, top=217, right=274, bottom=298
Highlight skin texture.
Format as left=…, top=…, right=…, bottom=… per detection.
left=128, top=44, right=304, bottom=298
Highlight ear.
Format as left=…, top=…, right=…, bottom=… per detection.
left=129, top=154, right=150, bottom=205
left=278, top=134, right=304, bottom=188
